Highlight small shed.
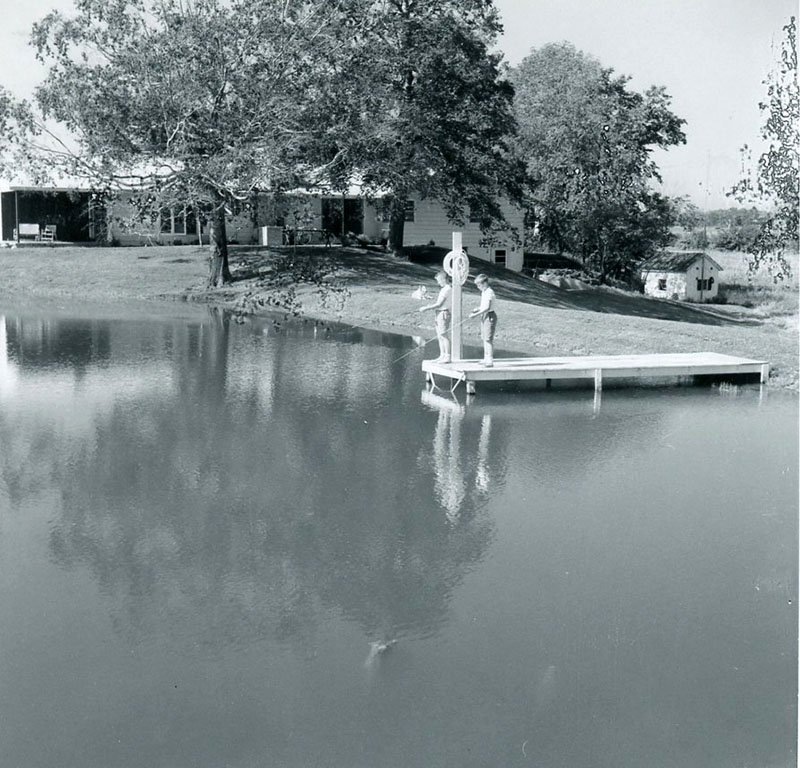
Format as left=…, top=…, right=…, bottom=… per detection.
left=640, top=250, right=723, bottom=302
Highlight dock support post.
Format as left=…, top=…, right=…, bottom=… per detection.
left=594, top=369, right=603, bottom=391
left=449, top=232, right=464, bottom=363
left=760, top=363, right=769, bottom=384
left=545, top=378, right=551, bottom=389
left=466, top=380, right=476, bottom=395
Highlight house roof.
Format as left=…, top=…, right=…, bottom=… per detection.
left=641, top=250, right=723, bottom=273
left=0, top=178, right=95, bottom=193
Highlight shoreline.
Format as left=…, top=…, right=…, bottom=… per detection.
left=1, top=244, right=797, bottom=390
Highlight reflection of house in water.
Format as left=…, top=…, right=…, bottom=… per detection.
left=422, top=389, right=500, bottom=524
left=0, top=316, right=19, bottom=395
left=3, top=315, right=113, bottom=370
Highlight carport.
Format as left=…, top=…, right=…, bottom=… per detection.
left=0, top=186, right=103, bottom=242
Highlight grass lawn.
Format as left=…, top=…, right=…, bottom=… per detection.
left=1, top=242, right=797, bottom=389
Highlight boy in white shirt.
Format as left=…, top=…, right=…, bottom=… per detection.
left=419, top=270, right=453, bottom=362
left=469, top=273, right=496, bottom=367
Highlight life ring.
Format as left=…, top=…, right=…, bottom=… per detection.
left=443, top=249, right=469, bottom=285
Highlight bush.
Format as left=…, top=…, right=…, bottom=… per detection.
left=712, top=225, right=760, bottom=251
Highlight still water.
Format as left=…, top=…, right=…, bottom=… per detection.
left=0, top=309, right=796, bottom=768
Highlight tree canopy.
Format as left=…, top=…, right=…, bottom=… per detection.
left=314, top=0, right=526, bottom=255
left=730, top=16, right=799, bottom=281
left=0, top=0, right=525, bottom=278
left=9, top=0, right=357, bottom=285
left=512, top=42, right=686, bottom=281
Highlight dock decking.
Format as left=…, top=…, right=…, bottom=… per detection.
left=423, top=352, right=769, bottom=394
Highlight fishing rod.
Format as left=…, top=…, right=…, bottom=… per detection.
left=390, top=313, right=475, bottom=365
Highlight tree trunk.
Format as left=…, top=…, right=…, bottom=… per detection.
left=388, top=195, right=407, bottom=258
left=598, top=237, right=608, bottom=284
left=207, top=203, right=231, bottom=287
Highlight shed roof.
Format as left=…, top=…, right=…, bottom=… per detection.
left=641, top=250, right=722, bottom=273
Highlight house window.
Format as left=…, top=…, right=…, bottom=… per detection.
left=160, top=207, right=196, bottom=235
left=160, top=209, right=172, bottom=234
left=494, top=249, right=507, bottom=265
left=377, top=200, right=415, bottom=223
left=697, top=277, right=714, bottom=291
left=469, top=207, right=481, bottom=223
left=657, top=278, right=667, bottom=291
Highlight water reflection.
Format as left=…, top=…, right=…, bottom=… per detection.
left=422, top=390, right=498, bottom=524
left=0, top=310, right=795, bottom=768
left=1, top=310, right=497, bottom=652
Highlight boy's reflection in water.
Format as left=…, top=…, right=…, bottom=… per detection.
left=424, top=390, right=493, bottom=524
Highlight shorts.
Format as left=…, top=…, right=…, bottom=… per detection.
left=435, top=309, right=450, bottom=335
left=481, top=311, right=497, bottom=342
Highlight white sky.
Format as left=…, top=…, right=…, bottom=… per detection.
left=0, top=0, right=795, bottom=208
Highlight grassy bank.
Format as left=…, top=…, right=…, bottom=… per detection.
left=1, top=243, right=797, bottom=389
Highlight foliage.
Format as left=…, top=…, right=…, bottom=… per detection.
left=671, top=197, right=703, bottom=230
left=512, top=43, right=686, bottom=282
left=3, top=0, right=354, bottom=287
left=671, top=207, right=769, bottom=251
left=712, top=221, right=763, bottom=251
left=311, top=0, right=526, bottom=256
left=232, top=247, right=351, bottom=318
left=730, top=17, right=799, bottom=281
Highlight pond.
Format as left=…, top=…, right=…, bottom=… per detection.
left=0, top=309, right=796, bottom=768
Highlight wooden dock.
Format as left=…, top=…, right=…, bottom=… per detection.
left=423, top=352, right=769, bottom=394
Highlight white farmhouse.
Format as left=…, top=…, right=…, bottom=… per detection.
left=640, top=250, right=723, bottom=302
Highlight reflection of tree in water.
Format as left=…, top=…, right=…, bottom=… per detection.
left=21, top=311, right=500, bottom=651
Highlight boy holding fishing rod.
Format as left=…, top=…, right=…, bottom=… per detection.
left=469, top=273, right=496, bottom=367
left=418, top=270, right=453, bottom=363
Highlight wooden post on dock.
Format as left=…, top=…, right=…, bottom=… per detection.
left=444, top=231, right=469, bottom=363
left=450, top=232, right=464, bottom=362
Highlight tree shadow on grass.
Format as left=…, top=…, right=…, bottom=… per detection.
left=228, top=245, right=761, bottom=328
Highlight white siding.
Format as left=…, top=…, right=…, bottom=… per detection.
left=642, top=271, right=688, bottom=300
left=367, top=196, right=524, bottom=271
left=684, top=256, right=720, bottom=301
left=362, top=202, right=383, bottom=240
left=642, top=256, right=721, bottom=302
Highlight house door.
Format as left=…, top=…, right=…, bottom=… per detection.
left=321, top=198, right=363, bottom=237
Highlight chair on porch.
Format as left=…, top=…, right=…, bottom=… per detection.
left=41, top=224, right=57, bottom=243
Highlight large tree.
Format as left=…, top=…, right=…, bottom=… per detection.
left=512, top=43, right=686, bottom=282
left=730, top=17, right=799, bottom=281
left=5, top=0, right=354, bottom=286
left=313, top=0, right=526, bottom=256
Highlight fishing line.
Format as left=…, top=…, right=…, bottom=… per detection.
left=390, top=314, right=473, bottom=365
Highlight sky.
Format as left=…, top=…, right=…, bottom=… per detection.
left=494, top=0, right=795, bottom=208
left=0, top=0, right=795, bottom=208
